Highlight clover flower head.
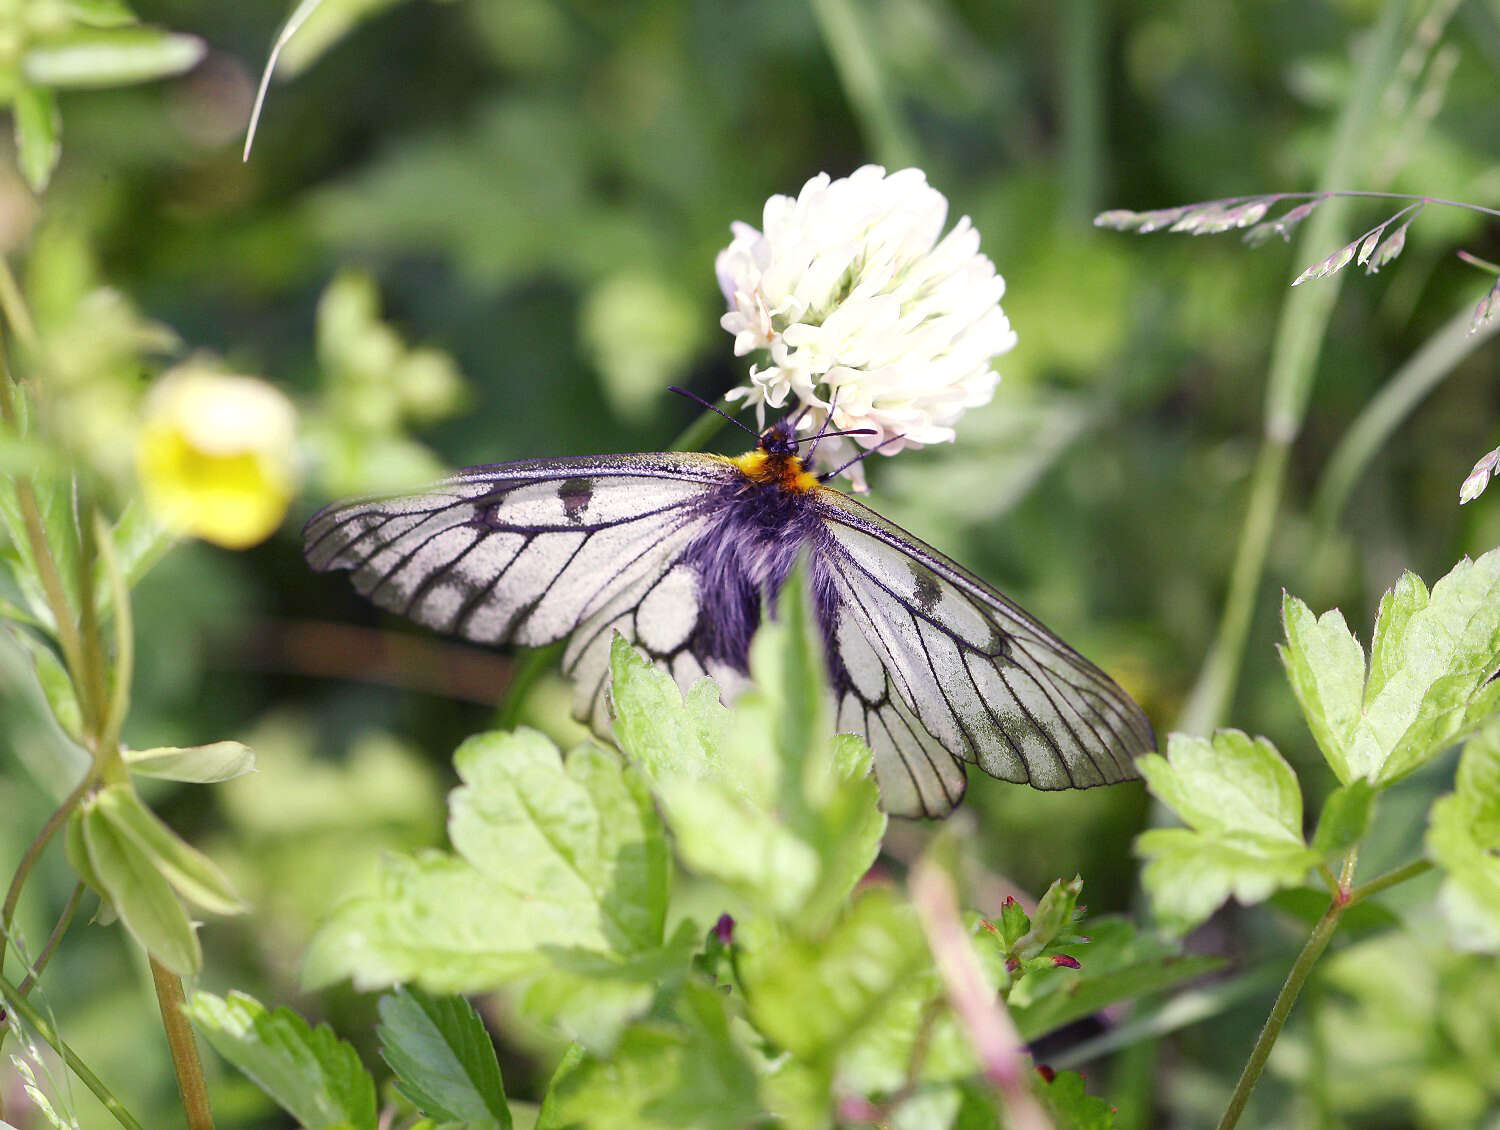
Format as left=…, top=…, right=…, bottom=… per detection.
left=715, top=165, right=1016, bottom=472
left=137, top=365, right=299, bottom=549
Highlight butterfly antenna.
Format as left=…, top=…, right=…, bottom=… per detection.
left=667, top=385, right=757, bottom=437
left=805, top=389, right=840, bottom=463
left=820, top=433, right=905, bottom=482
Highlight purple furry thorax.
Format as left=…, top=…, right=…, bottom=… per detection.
left=680, top=474, right=843, bottom=679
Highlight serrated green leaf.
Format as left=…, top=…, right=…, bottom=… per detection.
left=738, top=887, right=930, bottom=1066
left=518, top=922, right=698, bottom=1052
left=125, top=741, right=256, bottom=782
left=1312, top=779, right=1376, bottom=857
left=1279, top=594, right=1366, bottom=783
left=187, top=990, right=378, bottom=1130
left=998, top=898, right=1030, bottom=947
left=80, top=796, right=200, bottom=974
left=608, top=569, right=885, bottom=930
left=22, top=28, right=205, bottom=88
left=1009, top=916, right=1224, bottom=1040
left=1427, top=726, right=1500, bottom=951
left=377, top=986, right=511, bottom=1129
left=92, top=783, right=244, bottom=914
left=1038, top=1069, right=1115, bottom=1129
left=1281, top=554, right=1500, bottom=787
left=304, top=729, right=667, bottom=992
left=535, top=983, right=759, bottom=1130
left=1019, top=876, right=1082, bottom=956
left=1136, top=731, right=1318, bottom=934
left=13, top=83, right=61, bottom=193
left=7, top=627, right=82, bottom=739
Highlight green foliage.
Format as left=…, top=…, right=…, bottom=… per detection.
left=0, top=3, right=203, bottom=191
left=1137, top=730, right=1319, bottom=934
left=1427, top=724, right=1500, bottom=951
left=304, top=729, right=669, bottom=1007
left=377, top=986, right=512, bottom=1129
left=187, top=990, right=378, bottom=1130
left=1280, top=549, right=1500, bottom=786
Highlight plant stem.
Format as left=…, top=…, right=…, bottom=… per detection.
left=0, top=971, right=148, bottom=1130
left=150, top=957, right=214, bottom=1130
left=1312, top=304, right=1500, bottom=530
left=808, top=0, right=918, bottom=168
left=1347, top=857, right=1433, bottom=905
left=1176, top=0, right=1409, bottom=735
left=0, top=254, right=38, bottom=352
left=15, top=881, right=84, bottom=997
left=1216, top=896, right=1346, bottom=1130
left=1060, top=0, right=1103, bottom=226
left=2, top=770, right=96, bottom=956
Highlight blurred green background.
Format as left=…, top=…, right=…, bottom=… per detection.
left=4, top=0, right=1500, bottom=1126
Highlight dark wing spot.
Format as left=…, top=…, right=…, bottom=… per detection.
left=558, top=477, right=594, bottom=523
left=910, top=561, right=942, bottom=615
left=988, top=624, right=1016, bottom=665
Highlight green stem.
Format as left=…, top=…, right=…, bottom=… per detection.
left=808, top=0, right=918, bottom=167
left=1060, top=0, right=1103, bottom=226
left=150, top=957, right=214, bottom=1130
left=2, top=770, right=96, bottom=962
left=1216, top=897, right=1346, bottom=1130
left=1347, top=857, right=1433, bottom=905
left=13, top=881, right=84, bottom=998
left=1176, top=0, right=1409, bottom=735
left=95, top=511, right=134, bottom=759
left=0, top=971, right=148, bottom=1130
left=1312, top=304, right=1500, bottom=530
left=0, top=254, right=38, bottom=352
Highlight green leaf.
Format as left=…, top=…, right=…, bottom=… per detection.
left=517, top=922, right=698, bottom=1052
left=1008, top=916, right=1224, bottom=1041
left=92, top=784, right=244, bottom=914
left=536, top=983, right=759, bottom=1130
left=80, top=795, right=200, bottom=974
left=738, top=887, right=930, bottom=1067
left=7, top=627, right=82, bottom=740
left=1038, top=1070, right=1116, bottom=1129
left=124, top=741, right=256, bottom=782
left=1312, top=779, right=1376, bottom=857
left=187, top=990, right=378, bottom=1130
left=1279, top=594, right=1366, bottom=783
left=1427, top=726, right=1500, bottom=951
left=377, top=986, right=511, bottom=1129
left=64, top=0, right=140, bottom=29
left=1136, top=730, right=1318, bottom=934
left=304, top=730, right=667, bottom=992
left=608, top=566, right=885, bottom=929
left=13, top=83, right=61, bottom=193
left=22, top=28, right=205, bottom=88
left=1018, top=876, right=1083, bottom=957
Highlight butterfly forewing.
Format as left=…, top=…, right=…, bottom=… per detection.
left=303, top=454, right=736, bottom=727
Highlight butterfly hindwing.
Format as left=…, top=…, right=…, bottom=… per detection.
left=814, top=489, right=1152, bottom=817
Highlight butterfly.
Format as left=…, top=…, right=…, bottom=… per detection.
left=303, top=401, right=1154, bottom=817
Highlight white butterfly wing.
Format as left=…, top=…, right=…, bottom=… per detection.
left=816, top=490, right=1154, bottom=818
left=303, top=453, right=738, bottom=729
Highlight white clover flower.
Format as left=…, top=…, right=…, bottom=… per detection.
left=716, top=165, right=1016, bottom=467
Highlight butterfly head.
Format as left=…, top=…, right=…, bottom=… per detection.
left=758, top=417, right=800, bottom=457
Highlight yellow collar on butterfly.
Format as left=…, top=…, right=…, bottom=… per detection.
left=730, top=448, right=820, bottom=493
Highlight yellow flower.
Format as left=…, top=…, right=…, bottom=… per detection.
left=138, top=366, right=299, bottom=549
